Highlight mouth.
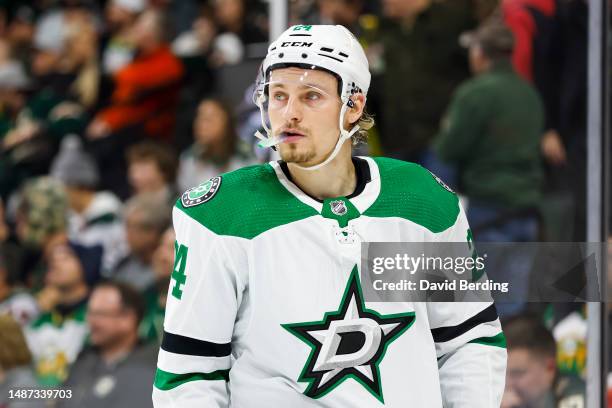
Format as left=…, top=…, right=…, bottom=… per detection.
left=279, top=129, right=305, bottom=143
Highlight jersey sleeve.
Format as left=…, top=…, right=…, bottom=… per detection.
left=427, top=202, right=507, bottom=408
left=152, top=206, right=247, bottom=408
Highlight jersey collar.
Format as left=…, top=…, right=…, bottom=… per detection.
left=270, top=156, right=381, bottom=215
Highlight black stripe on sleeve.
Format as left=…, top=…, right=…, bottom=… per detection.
left=161, top=331, right=231, bottom=357
left=430, top=304, right=498, bottom=343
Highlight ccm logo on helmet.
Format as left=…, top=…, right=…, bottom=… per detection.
left=281, top=42, right=313, bottom=47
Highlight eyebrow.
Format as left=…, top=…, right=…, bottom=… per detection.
left=269, top=82, right=330, bottom=92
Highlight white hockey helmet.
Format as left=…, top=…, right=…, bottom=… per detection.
left=253, top=25, right=371, bottom=171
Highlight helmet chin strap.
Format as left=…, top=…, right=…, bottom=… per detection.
left=294, top=102, right=358, bottom=172
left=254, top=94, right=281, bottom=149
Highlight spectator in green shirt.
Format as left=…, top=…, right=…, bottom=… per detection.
left=435, top=20, right=544, bottom=215
left=434, top=19, right=544, bottom=317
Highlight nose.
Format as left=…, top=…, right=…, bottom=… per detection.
left=282, top=95, right=303, bottom=123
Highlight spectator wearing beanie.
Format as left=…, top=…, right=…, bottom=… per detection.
left=51, top=135, right=127, bottom=275
left=14, top=177, right=71, bottom=289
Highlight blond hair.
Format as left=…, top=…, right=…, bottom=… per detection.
left=0, top=314, right=32, bottom=370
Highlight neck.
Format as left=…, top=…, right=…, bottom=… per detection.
left=287, top=147, right=356, bottom=200
left=145, top=182, right=168, bottom=196
left=490, top=58, right=512, bottom=72
left=101, top=332, right=138, bottom=364
left=225, top=19, right=243, bottom=34
left=158, top=293, right=167, bottom=308
left=135, top=248, right=155, bottom=264
left=61, top=283, right=88, bottom=305
left=73, top=190, right=94, bottom=214
left=140, top=42, right=162, bottom=56
left=204, top=141, right=231, bottom=163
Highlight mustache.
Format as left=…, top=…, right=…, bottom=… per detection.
left=276, top=124, right=309, bottom=136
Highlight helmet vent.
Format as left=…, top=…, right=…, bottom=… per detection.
left=317, top=53, right=343, bottom=63
left=320, top=47, right=334, bottom=52
left=339, top=52, right=349, bottom=58
left=289, top=33, right=312, bottom=37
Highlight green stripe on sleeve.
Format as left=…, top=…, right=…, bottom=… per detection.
left=154, top=368, right=230, bottom=391
left=468, top=332, right=507, bottom=349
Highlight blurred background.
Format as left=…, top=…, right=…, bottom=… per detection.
left=0, top=0, right=609, bottom=407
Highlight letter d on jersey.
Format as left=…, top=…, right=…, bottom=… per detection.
left=312, top=319, right=382, bottom=371
left=282, top=266, right=415, bottom=403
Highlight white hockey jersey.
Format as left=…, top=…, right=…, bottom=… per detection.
left=153, top=156, right=506, bottom=407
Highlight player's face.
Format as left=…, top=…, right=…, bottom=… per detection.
left=267, top=67, right=342, bottom=166
left=505, top=348, right=556, bottom=405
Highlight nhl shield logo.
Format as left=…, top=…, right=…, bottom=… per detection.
left=181, top=176, right=222, bottom=207
left=330, top=200, right=347, bottom=216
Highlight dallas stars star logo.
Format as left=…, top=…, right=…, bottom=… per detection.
left=282, top=266, right=415, bottom=403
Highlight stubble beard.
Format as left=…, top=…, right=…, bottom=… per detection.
left=279, top=143, right=316, bottom=164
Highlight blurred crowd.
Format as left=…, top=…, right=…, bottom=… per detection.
left=0, top=0, right=605, bottom=407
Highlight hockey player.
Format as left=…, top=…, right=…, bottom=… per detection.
left=153, top=25, right=506, bottom=407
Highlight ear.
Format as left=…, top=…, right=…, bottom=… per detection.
left=344, top=93, right=366, bottom=129
left=545, top=356, right=557, bottom=373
